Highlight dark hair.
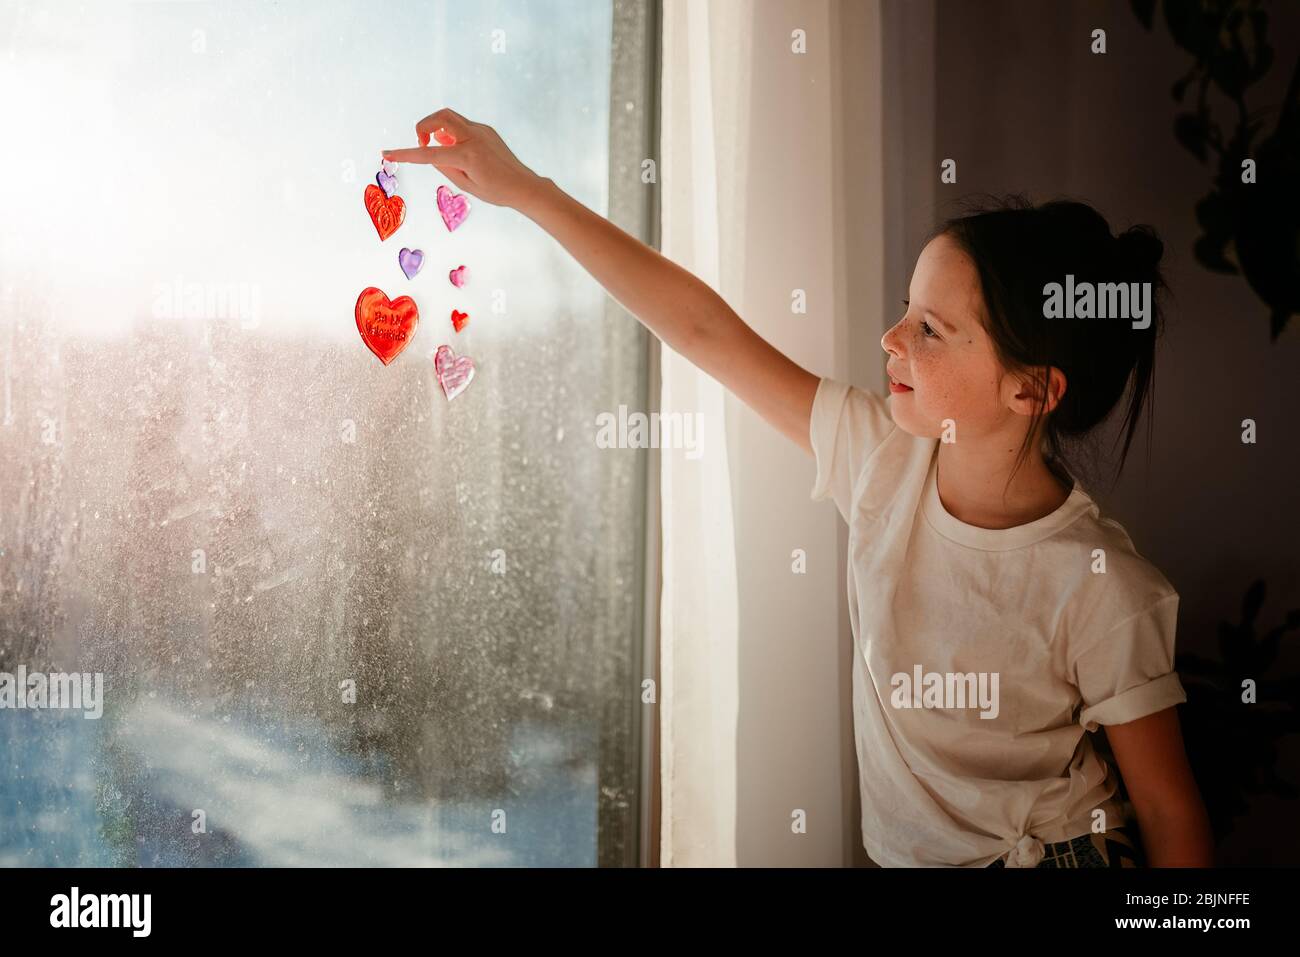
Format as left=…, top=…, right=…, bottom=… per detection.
left=929, top=194, right=1169, bottom=497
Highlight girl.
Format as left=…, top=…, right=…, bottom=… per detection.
left=384, top=108, right=1215, bottom=868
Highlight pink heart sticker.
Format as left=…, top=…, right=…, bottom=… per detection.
left=437, top=184, right=470, bottom=232
left=434, top=344, right=476, bottom=400
left=449, top=265, right=469, bottom=287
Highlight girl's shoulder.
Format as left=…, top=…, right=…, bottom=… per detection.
left=1047, top=496, right=1179, bottom=646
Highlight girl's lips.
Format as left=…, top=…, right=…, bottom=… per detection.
left=889, top=380, right=913, bottom=394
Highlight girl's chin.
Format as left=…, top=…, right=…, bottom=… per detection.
left=888, top=406, right=941, bottom=440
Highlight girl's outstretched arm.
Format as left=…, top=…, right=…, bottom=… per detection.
left=1105, top=707, right=1215, bottom=866
left=384, top=108, right=820, bottom=454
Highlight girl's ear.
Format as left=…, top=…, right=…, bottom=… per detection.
left=1006, top=365, right=1067, bottom=417
left=1041, top=366, right=1067, bottom=415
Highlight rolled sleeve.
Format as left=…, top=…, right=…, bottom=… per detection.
left=1073, top=592, right=1187, bottom=732
left=808, top=377, right=894, bottom=521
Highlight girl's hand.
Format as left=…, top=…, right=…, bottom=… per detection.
left=382, top=108, right=544, bottom=211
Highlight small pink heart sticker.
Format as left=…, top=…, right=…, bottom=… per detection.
left=449, top=265, right=469, bottom=288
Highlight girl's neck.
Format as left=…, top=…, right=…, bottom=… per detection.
left=934, top=441, right=1073, bottom=531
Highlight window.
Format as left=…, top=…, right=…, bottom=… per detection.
left=0, top=0, right=657, bottom=867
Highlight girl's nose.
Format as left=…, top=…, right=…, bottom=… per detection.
left=880, top=319, right=903, bottom=357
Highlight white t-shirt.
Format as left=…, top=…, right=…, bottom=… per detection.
left=808, top=376, right=1186, bottom=868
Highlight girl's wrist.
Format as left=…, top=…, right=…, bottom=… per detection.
left=516, top=173, right=560, bottom=221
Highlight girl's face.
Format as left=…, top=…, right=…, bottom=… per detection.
left=880, top=232, right=1043, bottom=442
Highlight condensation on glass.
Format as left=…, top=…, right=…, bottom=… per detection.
left=0, top=0, right=649, bottom=867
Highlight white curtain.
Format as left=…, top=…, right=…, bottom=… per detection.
left=657, top=0, right=754, bottom=868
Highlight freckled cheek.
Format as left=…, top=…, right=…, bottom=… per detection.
left=913, top=355, right=989, bottom=418
left=907, top=354, right=953, bottom=413
left=910, top=351, right=943, bottom=392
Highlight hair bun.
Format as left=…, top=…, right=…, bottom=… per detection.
left=1114, top=225, right=1164, bottom=274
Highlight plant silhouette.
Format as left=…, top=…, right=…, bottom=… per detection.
left=1175, top=578, right=1300, bottom=844
left=1132, top=0, right=1299, bottom=339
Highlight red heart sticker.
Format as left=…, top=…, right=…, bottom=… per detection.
left=364, top=183, right=406, bottom=241
left=355, top=287, right=419, bottom=365
left=451, top=309, right=469, bottom=333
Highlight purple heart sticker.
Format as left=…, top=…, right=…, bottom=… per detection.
left=398, top=247, right=424, bottom=280
left=376, top=169, right=398, bottom=197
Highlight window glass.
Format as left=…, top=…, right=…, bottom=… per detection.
left=0, top=0, right=648, bottom=867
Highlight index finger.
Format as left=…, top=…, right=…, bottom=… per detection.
left=416, top=108, right=473, bottom=147
left=381, top=144, right=467, bottom=166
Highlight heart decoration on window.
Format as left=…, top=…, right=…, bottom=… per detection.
left=358, top=156, right=476, bottom=395
left=434, top=344, right=476, bottom=400
left=364, top=183, right=406, bottom=241
left=437, top=185, right=470, bottom=232
left=398, top=247, right=424, bottom=280
left=355, top=287, right=419, bottom=366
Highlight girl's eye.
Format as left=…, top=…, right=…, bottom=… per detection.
left=904, top=304, right=935, bottom=343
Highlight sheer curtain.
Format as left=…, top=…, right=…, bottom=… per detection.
left=657, top=0, right=753, bottom=867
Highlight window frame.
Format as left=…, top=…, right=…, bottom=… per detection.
left=602, top=0, right=662, bottom=869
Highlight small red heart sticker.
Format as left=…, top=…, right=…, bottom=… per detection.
left=356, top=287, right=419, bottom=365
left=451, top=309, right=469, bottom=333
